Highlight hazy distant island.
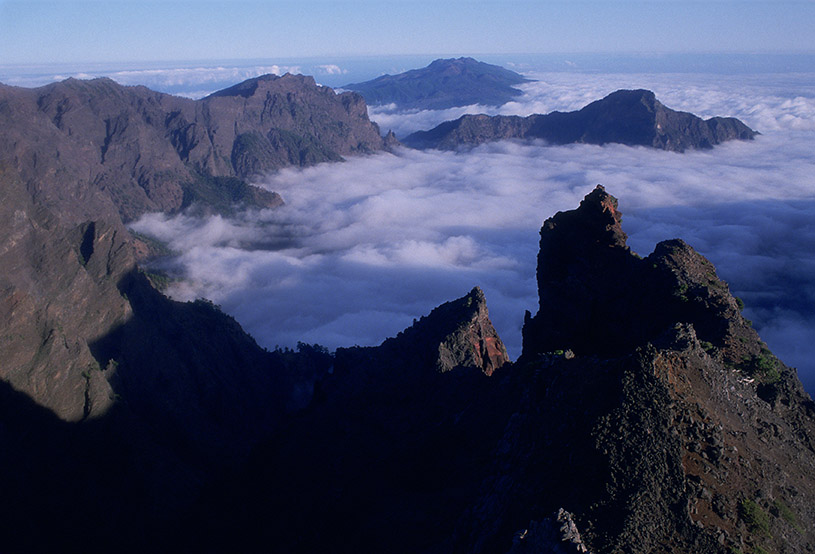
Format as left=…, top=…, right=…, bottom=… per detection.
left=342, top=56, right=531, bottom=110
left=404, top=88, right=758, bottom=151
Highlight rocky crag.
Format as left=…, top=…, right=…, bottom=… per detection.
left=167, top=187, right=815, bottom=554
left=343, top=57, right=531, bottom=110
left=0, top=72, right=808, bottom=554
left=403, top=89, right=758, bottom=151
left=467, top=186, right=815, bottom=554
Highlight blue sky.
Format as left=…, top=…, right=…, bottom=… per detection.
left=1, top=1, right=814, bottom=65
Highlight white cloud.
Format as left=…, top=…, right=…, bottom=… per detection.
left=130, top=71, right=815, bottom=395
left=317, top=64, right=346, bottom=75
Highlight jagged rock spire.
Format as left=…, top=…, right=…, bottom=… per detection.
left=337, top=286, right=509, bottom=377
left=523, top=185, right=761, bottom=363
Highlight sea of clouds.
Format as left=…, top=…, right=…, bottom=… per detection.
left=371, top=71, right=815, bottom=138
left=126, top=68, right=815, bottom=393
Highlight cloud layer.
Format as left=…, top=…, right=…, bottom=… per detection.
left=0, top=61, right=358, bottom=99
left=130, top=70, right=815, bottom=394
left=371, top=71, right=815, bottom=138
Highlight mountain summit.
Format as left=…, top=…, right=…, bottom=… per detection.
left=342, top=57, right=531, bottom=110
left=404, top=88, right=758, bottom=151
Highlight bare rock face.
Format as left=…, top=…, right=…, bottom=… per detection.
left=354, top=285, right=510, bottom=376
left=510, top=509, right=591, bottom=554
left=0, top=71, right=386, bottom=496
left=523, top=184, right=760, bottom=365
left=0, top=80, right=342, bottom=549
left=404, top=89, right=757, bottom=151
left=482, top=186, right=815, bottom=554
left=0, top=167, right=132, bottom=421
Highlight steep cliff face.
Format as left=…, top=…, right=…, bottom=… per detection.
left=0, top=73, right=384, bottom=222
left=2, top=176, right=813, bottom=553
left=0, top=71, right=387, bottom=458
left=336, top=286, right=509, bottom=376
left=403, top=89, right=757, bottom=151
left=0, top=166, right=133, bottom=421
left=0, top=91, right=341, bottom=550
left=179, top=287, right=513, bottom=553
left=523, top=185, right=762, bottom=366
left=481, top=186, right=815, bottom=554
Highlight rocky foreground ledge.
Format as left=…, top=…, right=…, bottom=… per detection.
left=1, top=185, right=812, bottom=554
left=173, top=186, right=814, bottom=554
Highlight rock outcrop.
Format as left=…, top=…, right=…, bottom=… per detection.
left=523, top=185, right=764, bottom=366
left=343, top=57, right=531, bottom=110
left=336, top=286, right=509, bottom=376
left=169, top=188, right=814, bottom=554
left=485, top=185, right=815, bottom=554
left=175, top=287, right=514, bottom=553
left=509, top=509, right=592, bottom=554
left=1, top=159, right=813, bottom=553
left=403, top=89, right=757, bottom=151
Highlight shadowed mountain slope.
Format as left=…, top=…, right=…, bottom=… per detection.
left=0, top=71, right=385, bottom=464
left=167, top=188, right=815, bottom=554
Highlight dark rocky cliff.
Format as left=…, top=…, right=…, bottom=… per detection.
left=501, top=186, right=815, bottom=554
left=164, top=188, right=814, bottom=554
left=404, top=89, right=757, bottom=151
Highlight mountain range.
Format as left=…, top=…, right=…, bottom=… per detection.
left=404, top=88, right=758, bottom=151
left=0, top=73, right=388, bottom=222
left=343, top=57, right=531, bottom=110
left=0, top=66, right=811, bottom=553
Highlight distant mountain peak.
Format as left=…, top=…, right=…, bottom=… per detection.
left=206, top=73, right=282, bottom=98
left=405, top=88, right=758, bottom=151
left=343, top=56, right=531, bottom=110
left=206, top=72, right=321, bottom=99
